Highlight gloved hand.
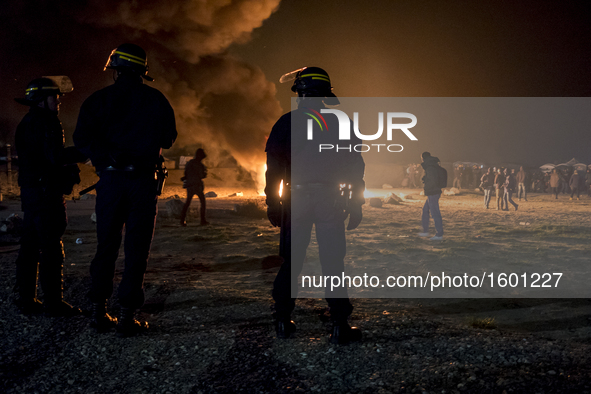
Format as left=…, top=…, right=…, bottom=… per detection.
left=345, top=204, right=363, bottom=230
left=267, top=203, right=282, bottom=227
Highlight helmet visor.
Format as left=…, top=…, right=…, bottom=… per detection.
left=279, top=67, right=307, bottom=84
left=42, top=75, right=73, bottom=94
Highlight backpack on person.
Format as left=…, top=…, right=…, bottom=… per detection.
left=437, top=165, right=448, bottom=188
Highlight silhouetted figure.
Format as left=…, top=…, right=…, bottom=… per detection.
left=494, top=168, right=505, bottom=210
left=462, top=166, right=473, bottom=189
left=266, top=67, right=364, bottom=344
left=569, top=170, right=582, bottom=200
left=13, top=77, right=85, bottom=317
left=74, top=44, right=177, bottom=336
left=418, top=152, right=444, bottom=240
left=180, top=148, right=208, bottom=226
left=480, top=167, right=495, bottom=209
left=453, top=165, right=463, bottom=189
left=502, top=168, right=518, bottom=211
left=560, top=168, right=571, bottom=195
left=516, top=166, right=527, bottom=201
left=549, top=169, right=560, bottom=199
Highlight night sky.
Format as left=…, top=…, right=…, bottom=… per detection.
left=2, top=0, right=590, bottom=169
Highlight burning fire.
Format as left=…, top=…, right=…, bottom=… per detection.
left=259, top=163, right=283, bottom=198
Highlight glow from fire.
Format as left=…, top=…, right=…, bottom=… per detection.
left=364, top=188, right=407, bottom=200
left=363, top=189, right=377, bottom=198
left=279, top=180, right=284, bottom=198
left=258, top=164, right=267, bottom=196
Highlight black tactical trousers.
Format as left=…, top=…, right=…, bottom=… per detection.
left=15, top=187, right=67, bottom=302
left=88, top=171, right=157, bottom=309
left=273, top=189, right=353, bottom=322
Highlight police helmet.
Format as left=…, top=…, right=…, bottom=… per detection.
left=104, top=43, right=154, bottom=81
left=15, top=77, right=61, bottom=106
left=280, top=66, right=339, bottom=105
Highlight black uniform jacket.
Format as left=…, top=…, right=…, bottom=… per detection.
left=16, top=106, right=83, bottom=190
left=73, top=73, right=177, bottom=171
left=265, top=100, right=365, bottom=207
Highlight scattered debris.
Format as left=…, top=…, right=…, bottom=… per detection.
left=205, top=191, right=218, bottom=198
left=369, top=198, right=383, bottom=208
left=165, top=196, right=185, bottom=218
left=382, top=184, right=393, bottom=189
left=75, top=238, right=83, bottom=244
left=384, top=192, right=402, bottom=205
left=90, top=212, right=97, bottom=223
left=519, top=222, right=531, bottom=226
left=228, top=192, right=244, bottom=197
left=444, top=187, right=460, bottom=196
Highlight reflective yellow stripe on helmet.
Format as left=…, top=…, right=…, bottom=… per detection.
left=115, top=51, right=146, bottom=66
left=300, top=73, right=330, bottom=82
left=26, top=87, right=39, bottom=92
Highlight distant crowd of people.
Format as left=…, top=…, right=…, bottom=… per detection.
left=401, top=163, right=591, bottom=210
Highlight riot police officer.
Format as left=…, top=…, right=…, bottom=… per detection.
left=73, top=43, right=177, bottom=336
left=13, top=76, right=85, bottom=316
left=265, top=67, right=364, bottom=344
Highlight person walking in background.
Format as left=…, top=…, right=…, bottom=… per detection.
left=180, top=148, right=209, bottom=226
left=550, top=169, right=560, bottom=199
left=453, top=165, right=462, bottom=190
left=502, top=168, right=518, bottom=211
left=516, top=166, right=528, bottom=201
left=569, top=170, right=582, bottom=200
left=418, top=152, right=445, bottom=241
left=560, top=169, right=570, bottom=195
left=494, top=168, right=505, bottom=210
left=480, top=167, right=495, bottom=209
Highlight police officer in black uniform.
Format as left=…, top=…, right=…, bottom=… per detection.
left=266, top=67, right=365, bottom=344
left=73, top=44, right=177, bottom=336
left=13, top=76, right=85, bottom=317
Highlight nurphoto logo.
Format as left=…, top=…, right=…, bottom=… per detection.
left=305, top=109, right=418, bottom=153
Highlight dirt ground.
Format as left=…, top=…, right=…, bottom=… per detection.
left=1, top=172, right=591, bottom=393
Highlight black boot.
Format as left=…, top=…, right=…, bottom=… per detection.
left=90, top=301, right=118, bottom=333
left=116, top=307, right=148, bottom=338
left=330, top=320, right=362, bottom=345
left=44, top=300, right=82, bottom=317
left=275, top=319, right=296, bottom=339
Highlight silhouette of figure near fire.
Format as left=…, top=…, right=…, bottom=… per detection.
left=180, top=148, right=208, bottom=226
left=265, top=67, right=365, bottom=344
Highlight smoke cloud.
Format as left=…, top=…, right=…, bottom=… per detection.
left=1, top=0, right=283, bottom=190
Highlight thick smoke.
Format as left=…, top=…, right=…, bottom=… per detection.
left=2, top=0, right=283, bottom=190
left=76, top=0, right=283, bottom=189
left=80, top=0, right=280, bottom=63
